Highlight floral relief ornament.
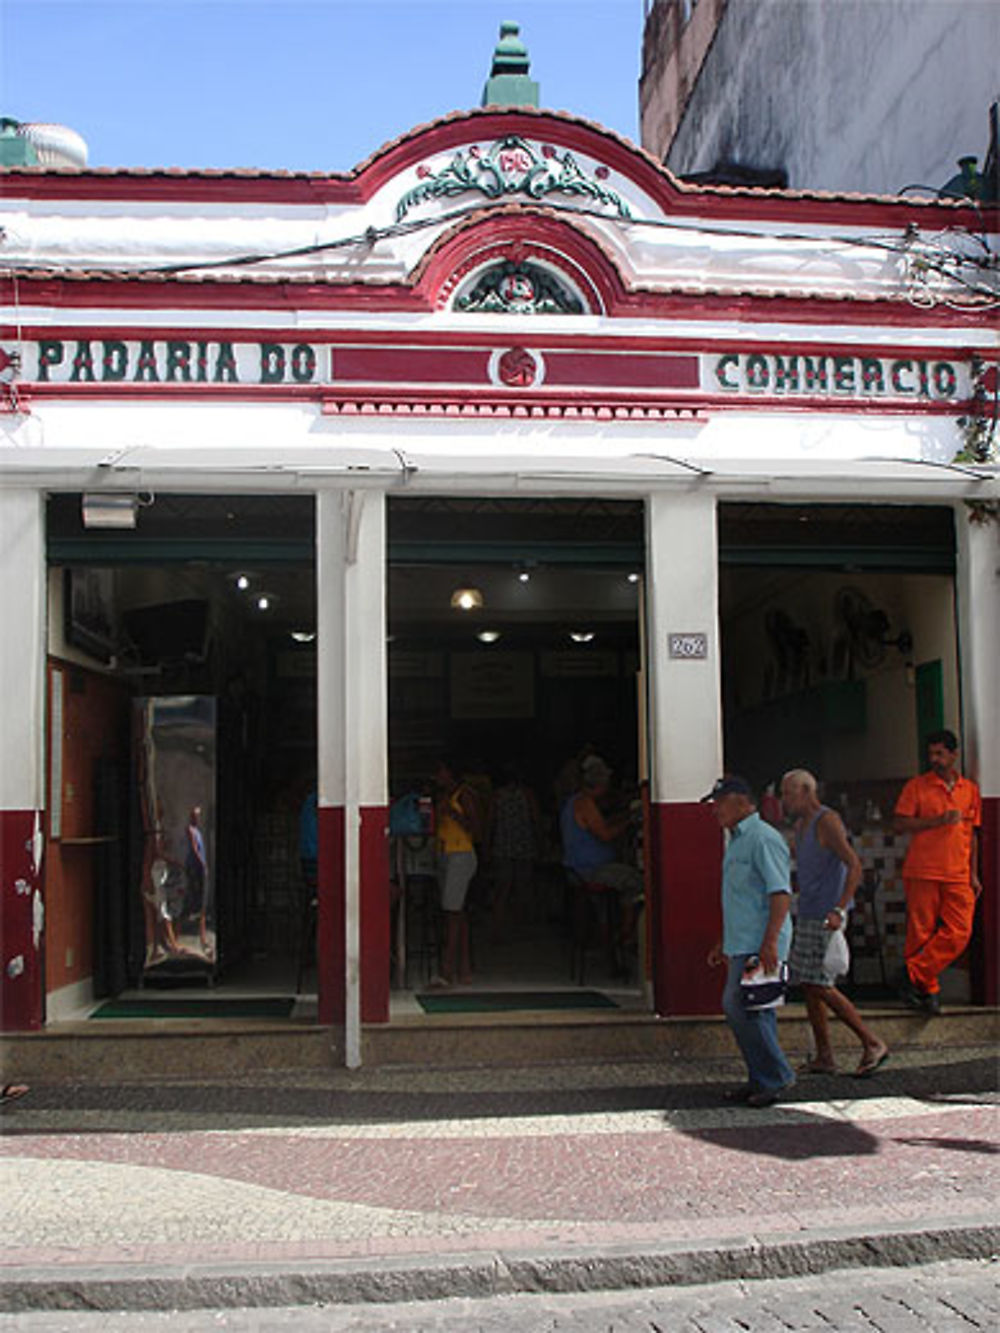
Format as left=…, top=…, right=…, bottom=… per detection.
left=396, top=135, right=632, bottom=222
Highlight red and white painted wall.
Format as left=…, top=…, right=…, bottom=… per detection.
left=0, top=491, right=46, bottom=1030
left=1, top=107, right=997, bottom=1037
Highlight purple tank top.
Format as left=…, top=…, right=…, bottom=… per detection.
left=795, top=806, right=848, bottom=920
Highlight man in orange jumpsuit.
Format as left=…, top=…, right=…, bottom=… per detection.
left=894, top=729, right=982, bottom=1015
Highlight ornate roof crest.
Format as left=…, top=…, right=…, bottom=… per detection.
left=396, top=134, right=632, bottom=222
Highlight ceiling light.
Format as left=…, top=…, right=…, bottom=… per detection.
left=290, top=630, right=315, bottom=644
left=518, top=571, right=531, bottom=584
left=256, top=593, right=276, bottom=612
left=477, top=630, right=502, bottom=644
left=570, top=631, right=595, bottom=644
left=236, top=575, right=251, bottom=591
left=627, top=572, right=641, bottom=584
left=450, top=587, right=484, bottom=612
left=81, top=493, right=138, bottom=529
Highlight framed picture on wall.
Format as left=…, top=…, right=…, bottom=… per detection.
left=64, top=567, right=118, bottom=662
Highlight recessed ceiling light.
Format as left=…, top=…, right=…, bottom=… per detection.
left=477, top=630, right=502, bottom=644
left=518, top=571, right=531, bottom=583
left=290, top=630, right=316, bottom=644
left=256, top=593, right=275, bottom=612
left=627, top=572, right=641, bottom=584
left=450, top=587, right=484, bottom=611
left=570, top=631, right=595, bottom=644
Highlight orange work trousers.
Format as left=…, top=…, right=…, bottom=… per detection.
left=903, top=876, right=976, bottom=995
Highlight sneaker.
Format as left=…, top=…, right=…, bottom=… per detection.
left=722, top=1084, right=758, bottom=1103
left=900, top=973, right=940, bottom=1015
left=899, top=973, right=927, bottom=1010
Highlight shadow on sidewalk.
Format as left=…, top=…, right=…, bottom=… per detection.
left=1, top=1054, right=995, bottom=1137
left=678, top=1112, right=880, bottom=1160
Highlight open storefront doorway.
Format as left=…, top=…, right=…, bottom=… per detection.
left=44, top=495, right=317, bottom=1021
left=718, top=502, right=971, bottom=1003
left=387, top=497, right=650, bottom=1005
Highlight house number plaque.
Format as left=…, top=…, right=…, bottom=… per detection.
left=668, top=633, right=708, bottom=660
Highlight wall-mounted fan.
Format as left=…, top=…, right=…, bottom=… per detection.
left=764, top=607, right=811, bottom=696
left=832, top=586, right=890, bottom=673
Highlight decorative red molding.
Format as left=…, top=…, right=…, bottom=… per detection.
left=413, top=209, right=622, bottom=313
left=4, top=107, right=992, bottom=238
left=4, top=321, right=990, bottom=362
left=2, top=271, right=991, bottom=328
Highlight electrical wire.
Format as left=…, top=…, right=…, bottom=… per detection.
left=2, top=195, right=997, bottom=306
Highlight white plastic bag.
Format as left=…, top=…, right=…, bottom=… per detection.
left=824, top=925, right=850, bottom=980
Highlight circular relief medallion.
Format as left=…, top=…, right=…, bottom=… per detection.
left=496, top=346, right=539, bottom=388
left=497, top=271, right=536, bottom=309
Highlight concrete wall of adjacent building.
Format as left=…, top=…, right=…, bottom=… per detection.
left=655, top=0, right=999, bottom=195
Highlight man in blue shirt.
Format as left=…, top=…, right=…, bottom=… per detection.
left=704, top=775, right=795, bottom=1107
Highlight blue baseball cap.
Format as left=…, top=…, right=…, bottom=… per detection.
left=701, top=775, right=754, bottom=802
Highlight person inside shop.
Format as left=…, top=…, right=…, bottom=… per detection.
left=560, top=754, right=643, bottom=957
left=430, top=757, right=479, bottom=988
left=781, top=768, right=889, bottom=1077
left=894, top=729, right=982, bottom=1015
left=299, top=785, right=318, bottom=891
left=298, top=783, right=319, bottom=969
left=487, top=760, right=542, bottom=940
left=553, top=741, right=597, bottom=810
left=704, top=775, right=796, bottom=1108
left=184, top=805, right=211, bottom=956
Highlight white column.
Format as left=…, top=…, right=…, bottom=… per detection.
left=645, top=490, right=724, bottom=802
left=344, top=490, right=388, bottom=812
left=0, top=490, right=46, bottom=815
left=954, top=506, right=1000, bottom=796
left=316, top=492, right=346, bottom=815
left=315, top=488, right=387, bottom=1066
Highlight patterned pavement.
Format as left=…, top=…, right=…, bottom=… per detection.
left=1, top=1044, right=997, bottom=1285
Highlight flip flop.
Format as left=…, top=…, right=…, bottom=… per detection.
left=853, top=1047, right=890, bottom=1078
left=1, top=1084, right=29, bottom=1105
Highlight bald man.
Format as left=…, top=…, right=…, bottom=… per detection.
left=782, top=770, right=889, bottom=1078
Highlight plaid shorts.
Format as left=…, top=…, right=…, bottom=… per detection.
left=790, top=916, right=839, bottom=987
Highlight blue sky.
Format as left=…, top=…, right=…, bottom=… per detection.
left=0, top=1, right=643, bottom=171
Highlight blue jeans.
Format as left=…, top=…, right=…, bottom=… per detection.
left=722, top=954, right=794, bottom=1091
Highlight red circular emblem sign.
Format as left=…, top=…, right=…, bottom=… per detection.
left=497, top=347, right=538, bottom=388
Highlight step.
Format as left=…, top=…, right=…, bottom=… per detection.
left=358, top=1004, right=998, bottom=1067
left=2, top=1005, right=995, bottom=1080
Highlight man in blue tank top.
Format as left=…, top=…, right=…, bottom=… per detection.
left=781, top=770, right=889, bottom=1078
left=704, top=775, right=795, bottom=1107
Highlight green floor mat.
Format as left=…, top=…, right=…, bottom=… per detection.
left=90, top=997, right=296, bottom=1020
left=416, top=989, right=618, bottom=1014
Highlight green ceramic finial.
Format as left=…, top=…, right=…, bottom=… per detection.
left=482, top=20, right=540, bottom=107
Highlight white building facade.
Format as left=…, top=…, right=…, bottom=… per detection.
left=1, top=108, right=997, bottom=1051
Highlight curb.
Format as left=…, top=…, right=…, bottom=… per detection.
left=1, top=1218, right=996, bottom=1313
